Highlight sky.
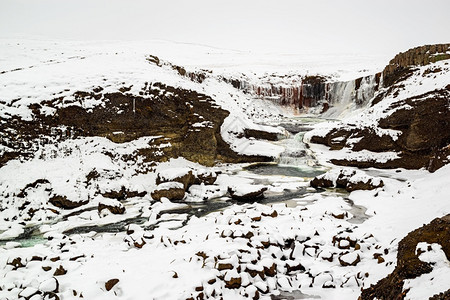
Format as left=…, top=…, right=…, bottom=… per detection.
left=0, top=0, right=449, bottom=56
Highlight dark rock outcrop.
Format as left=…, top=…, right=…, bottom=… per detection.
left=310, top=169, right=384, bottom=192
left=49, top=196, right=88, bottom=210
left=0, top=83, right=273, bottom=168
left=242, top=129, right=279, bottom=141
left=359, top=214, right=450, bottom=300
left=383, top=44, right=450, bottom=87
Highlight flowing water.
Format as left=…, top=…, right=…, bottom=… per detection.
left=2, top=117, right=371, bottom=248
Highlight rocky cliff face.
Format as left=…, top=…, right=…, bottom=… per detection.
left=383, top=43, right=450, bottom=87
left=0, top=83, right=272, bottom=168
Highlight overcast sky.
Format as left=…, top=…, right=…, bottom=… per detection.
left=1, top=0, right=449, bottom=56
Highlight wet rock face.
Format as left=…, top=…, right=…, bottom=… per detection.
left=0, top=83, right=272, bottom=168
left=383, top=44, right=450, bottom=87
left=360, top=215, right=450, bottom=300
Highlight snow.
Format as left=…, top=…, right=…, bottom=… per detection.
left=154, top=182, right=184, bottom=190
left=0, top=38, right=449, bottom=300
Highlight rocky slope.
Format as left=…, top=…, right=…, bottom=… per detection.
left=360, top=215, right=450, bottom=300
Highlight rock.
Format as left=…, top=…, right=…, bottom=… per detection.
left=310, top=169, right=384, bottom=192
left=156, top=168, right=196, bottom=190
left=102, top=186, right=146, bottom=200
left=18, top=287, right=39, bottom=299
left=98, top=199, right=125, bottom=215
left=151, top=182, right=185, bottom=201
left=53, top=265, right=67, bottom=276
left=383, top=44, right=450, bottom=87
left=224, top=277, right=242, bottom=289
left=1, top=83, right=273, bottom=168
left=195, top=170, right=219, bottom=185
left=39, top=277, right=59, bottom=293
left=429, top=289, right=450, bottom=300
left=310, top=177, right=333, bottom=189
left=263, top=263, right=277, bottom=277
left=242, top=128, right=278, bottom=141
left=217, top=263, right=233, bottom=271
left=8, top=257, right=24, bottom=269
left=228, top=185, right=267, bottom=202
left=49, top=195, right=88, bottom=210
left=360, top=214, right=450, bottom=299
left=105, top=278, right=119, bottom=291
left=339, top=252, right=361, bottom=266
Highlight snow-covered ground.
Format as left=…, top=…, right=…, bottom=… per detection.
left=1, top=39, right=449, bottom=300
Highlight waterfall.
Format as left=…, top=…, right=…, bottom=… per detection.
left=224, top=73, right=380, bottom=115
left=277, top=132, right=320, bottom=169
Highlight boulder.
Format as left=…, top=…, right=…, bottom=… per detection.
left=156, top=168, right=196, bottom=190
left=228, top=184, right=267, bottom=201
left=39, top=277, right=59, bottom=293
left=98, top=198, right=125, bottom=215
left=105, top=279, right=119, bottom=291
left=151, top=182, right=185, bottom=201
left=339, top=252, right=361, bottom=266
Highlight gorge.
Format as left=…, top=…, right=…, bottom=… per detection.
left=0, top=40, right=449, bottom=300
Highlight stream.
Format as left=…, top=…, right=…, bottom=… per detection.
left=1, top=117, right=371, bottom=247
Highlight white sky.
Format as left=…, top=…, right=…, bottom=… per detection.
left=1, top=0, right=449, bottom=56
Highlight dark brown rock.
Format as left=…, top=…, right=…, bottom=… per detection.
left=53, top=265, right=67, bottom=276
left=228, top=186, right=267, bottom=202
left=242, top=129, right=278, bottom=141
left=383, top=44, right=450, bottom=87
left=102, top=186, right=146, bottom=200
left=49, top=195, right=88, bottom=210
left=98, top=202, right=125, bottom=215
left=217, top=263, right=233, bottom=271
left=8, top=257, right=24, bottom=270
left=224, top=276, right=241, bottom=289
left=310, top=177, right=333, bottom=189
left=156, top=171, right=196, bottom=190
left=339, top=253, right=361, bottom=267
left=151, top=182, right=185, bottom=201
left=0, top=83, right=273, bottom=168
left=105, top=279, right=119, bottom=291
